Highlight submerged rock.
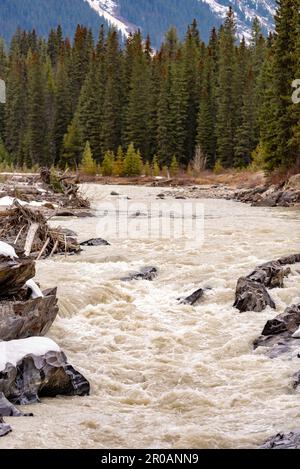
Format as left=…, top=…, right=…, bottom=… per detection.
left=0, top=338, right=90, bottom=406
left=80, top=238, right=110, bottom=247
left=0, top=287, right=59, bottom=341
left=121, top=266, right=158, bottom=282
left=261, top=429, right=300, bottom=449
left=179, top=288, right=205, bottom=305
left=234, top=277, right=276, bottom=313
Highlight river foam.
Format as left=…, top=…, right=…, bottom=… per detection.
left=1, top=184, right=299, bottom=449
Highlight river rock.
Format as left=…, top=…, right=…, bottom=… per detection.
left=121, top=266, right=158, bottom=281
left=179, top=288, right=204, bottom=305
left=247, top=261, right=291, bottom=289
left=0, top=256, right=35, bottom=297
left=286, top=174, right=300, bottom=190
left=0, top=287, right=59, bottom=341
left=0, top=338, right=90, bottom=406
left=0, top=417, right=11, bottom=437
left=234, top=277, right=276, bottom=312
left=253, top=304, right=300, bottom=357
left=0, top=392, right=32, bottom=417
left=261, top=429, right=300, bottom=449
left=80, top=238, right=110, bottom=246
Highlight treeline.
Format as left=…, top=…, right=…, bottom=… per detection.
left=0, top=1, right=299, bottom=174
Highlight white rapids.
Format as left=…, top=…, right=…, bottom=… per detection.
left=1, top=184, right=300, bottom=449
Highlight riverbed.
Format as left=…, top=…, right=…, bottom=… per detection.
left=1, top=184, right=300, bottom=449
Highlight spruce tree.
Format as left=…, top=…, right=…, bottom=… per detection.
left=81, top=140, right=97, bottom=175
left=216, top=7, right=237, bottom=167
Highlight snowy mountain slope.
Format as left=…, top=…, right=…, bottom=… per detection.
left=0, top=0, right=276, bottom=46
left=84, top=0, right=136, bottom=37
left=85, top=0, right=276, bottom=43
left=200, top=1, right=276, bottom=40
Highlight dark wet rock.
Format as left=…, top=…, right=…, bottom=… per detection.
left=157, top=193, right=165, bottom=199
left=261, top=429, right=300, bottom=449
left=179, top=288, right=204, bottom=305
left=234, top=254, right=300, bottom=313
left=0, top=347, right=90, bottom=406
left=0, top=287, right=59, bottom=341
left=0, top=257, right=35, bottom=297
left=234, top=277, right=276, bottom=313
left=253, top=304, right=300, bottom=358
left=0, top=392, right=32, bottom=417
left=129, top=211, right=148, bottom=218
left=111, top=191, right=119, bottom=196
left=80, top=238, right=110, bottom=247
left=121, top=266, right=158, bottom=282
left=247, top=261, right=291, bottom=289
left=175, top=196, right=186, bottom=200
left=55, top=210, right=93, bottom=218
left=0, top=417, right=11, bottom=437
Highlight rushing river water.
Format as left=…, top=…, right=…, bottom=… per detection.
left=1, top=184, right=300, bottom=449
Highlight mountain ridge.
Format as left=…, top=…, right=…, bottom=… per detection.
left=0, top=0, right=276, bottom=46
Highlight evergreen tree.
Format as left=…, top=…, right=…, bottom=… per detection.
left=170, top=154, right=179, bottom=176
left=260, top=0, right=299, bottom=171
left=102, top=29, right=122, bottom=153
left=81, top=140, right=97, bottom=175
left=123, top=142, right=142, bottom=176
left=62, top=118, right=82, bottom=167
left=216, top=7, right=237, bottom=167
left=101, top=150, right=114, bottom=176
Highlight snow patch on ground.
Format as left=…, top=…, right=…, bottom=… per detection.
left=0, top=196, right=57, bottom=208
left=0, top=337, right=61, bottom=371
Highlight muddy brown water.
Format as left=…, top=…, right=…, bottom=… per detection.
left=1, top=184, right=300, bottom=449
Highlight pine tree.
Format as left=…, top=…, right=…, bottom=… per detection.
left=102, top=29, right=122, bottom=153
left=113, top=146, right=124, bottom=176
left=170, top=155, right=179, bottom=176
left=123, top=143, right=142, bottom=176
left=216, top=7, right=237, bottom=167
left=260, top=0, right=299, bottom=171
left=81, top=141, right=97, bottom=175
left=124, top=31, right=152, bottom=159
left=101, top=150, right=114, bottom=176
left=152, top=155, right=160, bottom=176
left=234, top=67, right=256, bottom=167
left=62, top=118, right=82, bottom=167
left=26, top=50, right=49, bottom=166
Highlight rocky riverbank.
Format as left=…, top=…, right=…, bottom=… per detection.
left=0, top=248, right=90, bottom=437
left=153, top=173, right=300, bottom=208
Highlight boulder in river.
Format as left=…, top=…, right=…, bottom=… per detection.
left=234, top=277, right=276, bottom=313
left=0, top=287, right=59, bottom=341
left=0, top=337, right=90, bottom=406
left=261, top=429, right=300, bottom=449
left=179, top=288, right=205, bottom=305
left=253, top=304, right=300, bottom=358
left=0, top=392, right=32, bottom=417
left=121, top=266, right=158, bottom=282
left=247, top=261, right=291, bottom=289
left=80, top=238, right=110, bottom=247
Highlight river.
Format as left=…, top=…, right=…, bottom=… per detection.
left=1, top=184, right=300, bottom=449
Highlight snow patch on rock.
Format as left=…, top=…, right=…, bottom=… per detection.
left=0, top=337, right=61, bottom=372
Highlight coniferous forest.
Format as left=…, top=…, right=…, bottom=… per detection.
left=0, top=1, right=299, bottom=175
